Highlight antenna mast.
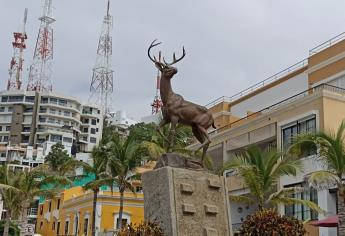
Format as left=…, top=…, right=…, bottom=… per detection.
left=151, top=51, right=163, bottom=114
left=7, top=8, right=28, bottom=91
left=27, top=0, right=55, bottom=92
left=89, top=0, right=114, bottom=115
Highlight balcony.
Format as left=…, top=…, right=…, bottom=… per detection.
left=27, top=208, right=38, bottom=218
left=210, top=83, right=345, bottom=135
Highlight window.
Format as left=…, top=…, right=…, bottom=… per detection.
left=91, top=119, right=97, bottom=125
left=41, top=97, right=48, bottom=104
left=63, top=137, right=73, bottom=143
left=3, top=136, right=8, bottom=142
left=83, top=128, right=88, bottom=133
left=51, top=135, right=62, bottom=142
left=48, top=202, right=52, bottom=212
left=57, top=221, right=60, bottom=235
left=285, top=183, right=318, bottom=221
left=91, top=128, right=96, bottom=134
left=8, top=96, right=23, bottom=102
left=6, top=126, right=10, bottom=131
left=282, top=116, right=316, bottom=156
left=90, top=137, right=97, bottom=143
left=52, top=221, right=55, bottom=230
left=50, top=109, right=56, bottom=114
left=59, top=99, right=67, bottom=106
left=83, top=119, right=89, bottom=124
left=64, top=221, right=69, bottom=235
left=25, top=96, right=35, bottom=103
left=57, top=199, right=60, bottom=210
left=50, top=98, right=57, bottom=104
left=64, top=111, right=70, bottom=117
left=114, top=213, right=130, bottom=229
left=7, top=107, right=13, bottom=112
left=83, top=218, right=89, bottom=235
left=48, top=118, right=55, bottom=124
left=0, top=107, right=4, bottom=112
left=1, top=97, right=8, bottom=102
left=74, top=215, right=79, bottom=235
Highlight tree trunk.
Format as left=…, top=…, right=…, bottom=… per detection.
left=20, top=205, right=28, bottom=236
left=3, top=209, right=11, bottom=236
left=91, top=190, right=98, bottom=236
left=338, top=187, right=345, bottom=236
left=117, top=189, right=125, bottom=230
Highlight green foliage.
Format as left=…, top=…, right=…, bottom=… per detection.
left=223, top=146, right=324, bottom=214
left=128, top=122, right=194, bottom=160
left=118, top=222, right=164, bottom=236
left=291, top=120, right=345, bottom=193
left=0, top=220, right=20, bottom=236
left=238, top=209, right=306, bottom=236
left=45, top=143, right=70, bottom=171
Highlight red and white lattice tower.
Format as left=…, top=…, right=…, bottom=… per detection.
left=7, top=8, right=28, bottom=91
left=151, top=51, right=163, bottom=114
left=89, top=0, right=114, bottom=115
left=27, top=0, right=55, bottom=92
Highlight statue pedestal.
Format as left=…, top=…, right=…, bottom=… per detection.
left=142, top=167, right=231, bottom=236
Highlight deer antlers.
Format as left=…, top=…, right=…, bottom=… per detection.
left=148, top=39, right=186, bottom=66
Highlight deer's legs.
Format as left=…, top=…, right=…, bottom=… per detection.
left=167, top=117, right=178, bottom=152
left=195, top=125, right=211, bottom=164
left=156, top=119, right=170, bottom=145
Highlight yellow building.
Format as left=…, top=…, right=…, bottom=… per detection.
left=36, top=183, right=144, bottom=236
left=198, top=32, right=345, bottom=236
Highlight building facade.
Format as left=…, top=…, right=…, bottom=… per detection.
left=36, top=184, right=144, bottom=236
left=202, top=33, right=345, bottom=235
left=0, top=90, right=103, bottom=223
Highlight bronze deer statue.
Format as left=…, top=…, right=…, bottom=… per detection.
left=147, top=40, right=216, bottom=165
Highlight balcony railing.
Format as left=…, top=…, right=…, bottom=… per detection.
left=27, top=208, right=38, bottom=216
left=309, top=32, right=345, bottom=55
left=205, top=59, right=308, bottom=108
left=210, top=84, right=345, bottom=135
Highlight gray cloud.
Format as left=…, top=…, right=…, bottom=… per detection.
left=1, top=0, right=345, bottom=119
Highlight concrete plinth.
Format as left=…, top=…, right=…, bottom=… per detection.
left=142, top=167, right=231, bottom=236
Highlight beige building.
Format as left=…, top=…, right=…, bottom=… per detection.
left=201, top=32, right=345, bottom=235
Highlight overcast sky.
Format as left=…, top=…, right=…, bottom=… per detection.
left=2, top=1, right=345, bottom=120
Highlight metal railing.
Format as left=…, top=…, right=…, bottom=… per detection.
left=205, top=58, right=308, bottom=108
left=27, top=207, right=38, bottom=216
left=309, top=32, right=345, bottom=55
left=210, top=84, right=345, bottom=135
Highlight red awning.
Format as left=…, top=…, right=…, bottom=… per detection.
left=310, top=215, right=339, bottom=227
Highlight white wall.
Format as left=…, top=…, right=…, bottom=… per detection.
left=231, top=73, right=308, bottom=117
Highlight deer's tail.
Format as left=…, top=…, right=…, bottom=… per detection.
left=212, top=122, right=216, bottom=129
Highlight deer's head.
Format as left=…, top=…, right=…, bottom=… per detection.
left=148, top=40, right=186, bottom=79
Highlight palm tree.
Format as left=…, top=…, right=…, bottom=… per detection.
left=80, top=145, right=108, bottom=236
left=0, top=166, right=66, bottom=236
left=223, top=146, right=323, bottom=213
left=129, top=122, right=194, bottom=160
left=0, top=166, right=21, bottom=236
left=292, top=120, right=345, bottom=232
left=105, top=133, right=143, bottom=230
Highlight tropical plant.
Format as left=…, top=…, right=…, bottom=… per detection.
left=238, top=208, right=306, bottom=236
left=0, top=220, right=20, bottom=236
left=0, top=166, right=21, bottom=236
left=79, top=144, right=109, bottom=236
left=223, top=146, right=323, bottom=213
left=291, top=120, right=345, bottom=232
left=105, top=133, right=144, bottom=229
left=0, top=167, right=67, bottom=236
left=118, top=221, right=164, bottom=236
left=129, top=122, right=194, bottom=160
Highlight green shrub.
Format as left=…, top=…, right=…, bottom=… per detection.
left=118, top=221, right=164, bottom=236
left=238, top=209, right=306, bottom=236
